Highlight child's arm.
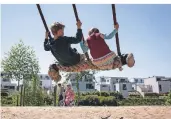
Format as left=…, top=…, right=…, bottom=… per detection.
left=44, top=38, right=51, bottom=51
left=101, top=23, right=119, bottom=40
left=65, top=29, right=83, bottom=44
left=101, top=29, right=118, bottom=40
left=44, top=32, right=51, bottom=51
left=80, top=40, right=89, bottom=53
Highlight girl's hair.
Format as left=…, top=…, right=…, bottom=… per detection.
left=50, top=22, right=65, bottom=33
left=88, top=28, right=100, bottom=36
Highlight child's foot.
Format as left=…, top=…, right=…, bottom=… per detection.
left=48, top=64, right=61, bottom=82
left=126, top=53, right=135, bottom=67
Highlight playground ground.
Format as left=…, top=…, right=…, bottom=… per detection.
left=1, top=106, right=171, bottom=119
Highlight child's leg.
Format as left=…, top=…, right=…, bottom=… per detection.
left=120, top=53, right=135, bottom=67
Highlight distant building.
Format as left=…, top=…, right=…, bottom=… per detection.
left=1, top=73, right=17, bottom=96
left=67, top=73, right=95, bottom=93
left=95, top=76, right=132, bottom=98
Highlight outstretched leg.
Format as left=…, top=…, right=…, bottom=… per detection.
left=120, top=53, right=135, bottom=67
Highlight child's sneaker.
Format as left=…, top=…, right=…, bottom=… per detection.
left=126, top=53, right=135, bottom=67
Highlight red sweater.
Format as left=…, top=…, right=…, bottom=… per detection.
left=87, top=33, right=111, bottom=59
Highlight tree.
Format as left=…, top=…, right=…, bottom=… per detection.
left=165, top=91, right=171, bottom=105
left=1, top=40, right=40, bottom=106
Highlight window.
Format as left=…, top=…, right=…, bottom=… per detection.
left=86, top=84, right=94, bottom=89
left=140, top=79, right=143, bottom=83
left=120, top=79, right=126, bottom=82
left=2, top=79, right=10, bottom=82
left=102, top=85, right=107, bottom=88
left=123, top=84, right=127, bottom=90
left=113, top=85, right=116, bottom=91
left=135, top=79, right=138, bottom=83
left=157, top=78, right=161, bottom=81
left=40, top=75, right=43, bottom=79
left=89, top=79, right=93, bottom=82
left=107, top=80, right=109, bottom=82
left=40, top=81, right=42, bottom=86
left=159, top=84, right=162, bottom=91
left=4, top=86, right=9, bottom=89
left=9, top=86, right=15, bottom=89
left=101, top=78, right=106, bottom=82
left=116, top=79, right=118, bottom=82
left=45, top=76, right=49, bottom=80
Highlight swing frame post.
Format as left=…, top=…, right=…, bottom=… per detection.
left=72, top=4, right=90, bottom=61
left=112, top=4, right=121, bottom=56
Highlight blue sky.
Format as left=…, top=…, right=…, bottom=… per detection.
left=1, top=4, right=171, bottom=78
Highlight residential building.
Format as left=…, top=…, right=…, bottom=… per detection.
left=1, top=73, right=17, bottom=96
left=67, top=73, right=95, bottom=93
left=95, top=76, right=132, bottom=98
left=129, top=78, right=144, bottom=90
left=143, top=76, right=171, bottom=94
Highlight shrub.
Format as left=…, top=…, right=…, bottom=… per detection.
left=165, top=91, right=171, bottom=105
left=78, top=95, right=118, bottom=106
left=119, top=98, right=165, bottom=106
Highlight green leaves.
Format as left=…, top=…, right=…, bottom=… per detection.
left=1, top=40, right=40, bottom=84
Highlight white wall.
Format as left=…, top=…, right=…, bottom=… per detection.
left=144, top=76, right=171, bottom=94
left=39, top=74, right=52, bottom=90
left=158, top=81, right=171, bottom=93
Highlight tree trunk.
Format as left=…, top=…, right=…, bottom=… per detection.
left=54, top=85, right=57, bottom=106
left=23, top=85, right=26, bottom=106
left=76, top=76, right=80, bottom=106
left=16, top=80, right=20, bottom=106
left=20, top=84, right=23, bottom=106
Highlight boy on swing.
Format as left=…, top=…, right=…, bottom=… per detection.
left=80, top=22, right=135, bottom=70
left=44, top=20, right=87, bottom=82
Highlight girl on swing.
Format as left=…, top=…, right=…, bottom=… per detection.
left=80, top=22, right=135, bottom=71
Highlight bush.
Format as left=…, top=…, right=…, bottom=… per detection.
left=144, top=93, right=159, bottom=98
left=119, top=98, right=165, bottom=106
left=1, top=94, right=20, bottom=106
left=80, top=91, right=123, bottom=100
left=165, top=91, right=171, bottom=105
left=78, top=95, right=118, bottom=106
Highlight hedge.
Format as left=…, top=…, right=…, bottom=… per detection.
left=119, top=98, right=165, bottom=106
left=80, top=91, right=123, bottom=99
left=78, top=95, right=118, bottom=106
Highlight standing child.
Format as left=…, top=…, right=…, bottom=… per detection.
left=64, top=83, right=75, bottom=106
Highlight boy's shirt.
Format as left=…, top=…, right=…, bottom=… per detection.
left=44, top=29, right=83, bottom=66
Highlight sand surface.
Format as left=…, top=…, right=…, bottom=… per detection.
left=1, top=106, right=171, bottom=119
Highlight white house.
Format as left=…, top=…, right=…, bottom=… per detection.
left=143, top=76, right=171, bottom=94
left=95, top=76, right=132, bottom=98
left=67, top=73, right=95, bottom=93
left=129, top=78, right=144, bottom=90
left=1, top=73, right=17, bottom=96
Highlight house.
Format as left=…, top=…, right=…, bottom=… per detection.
left=143, top=76, right=171, bottom=94
left=95, top=76, right=132, bottom=98
left=129, top=78, right=144, bottom=90
left=1, top=73, right=17, bottom=96
left=67, top=73, right=95, bottom=93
